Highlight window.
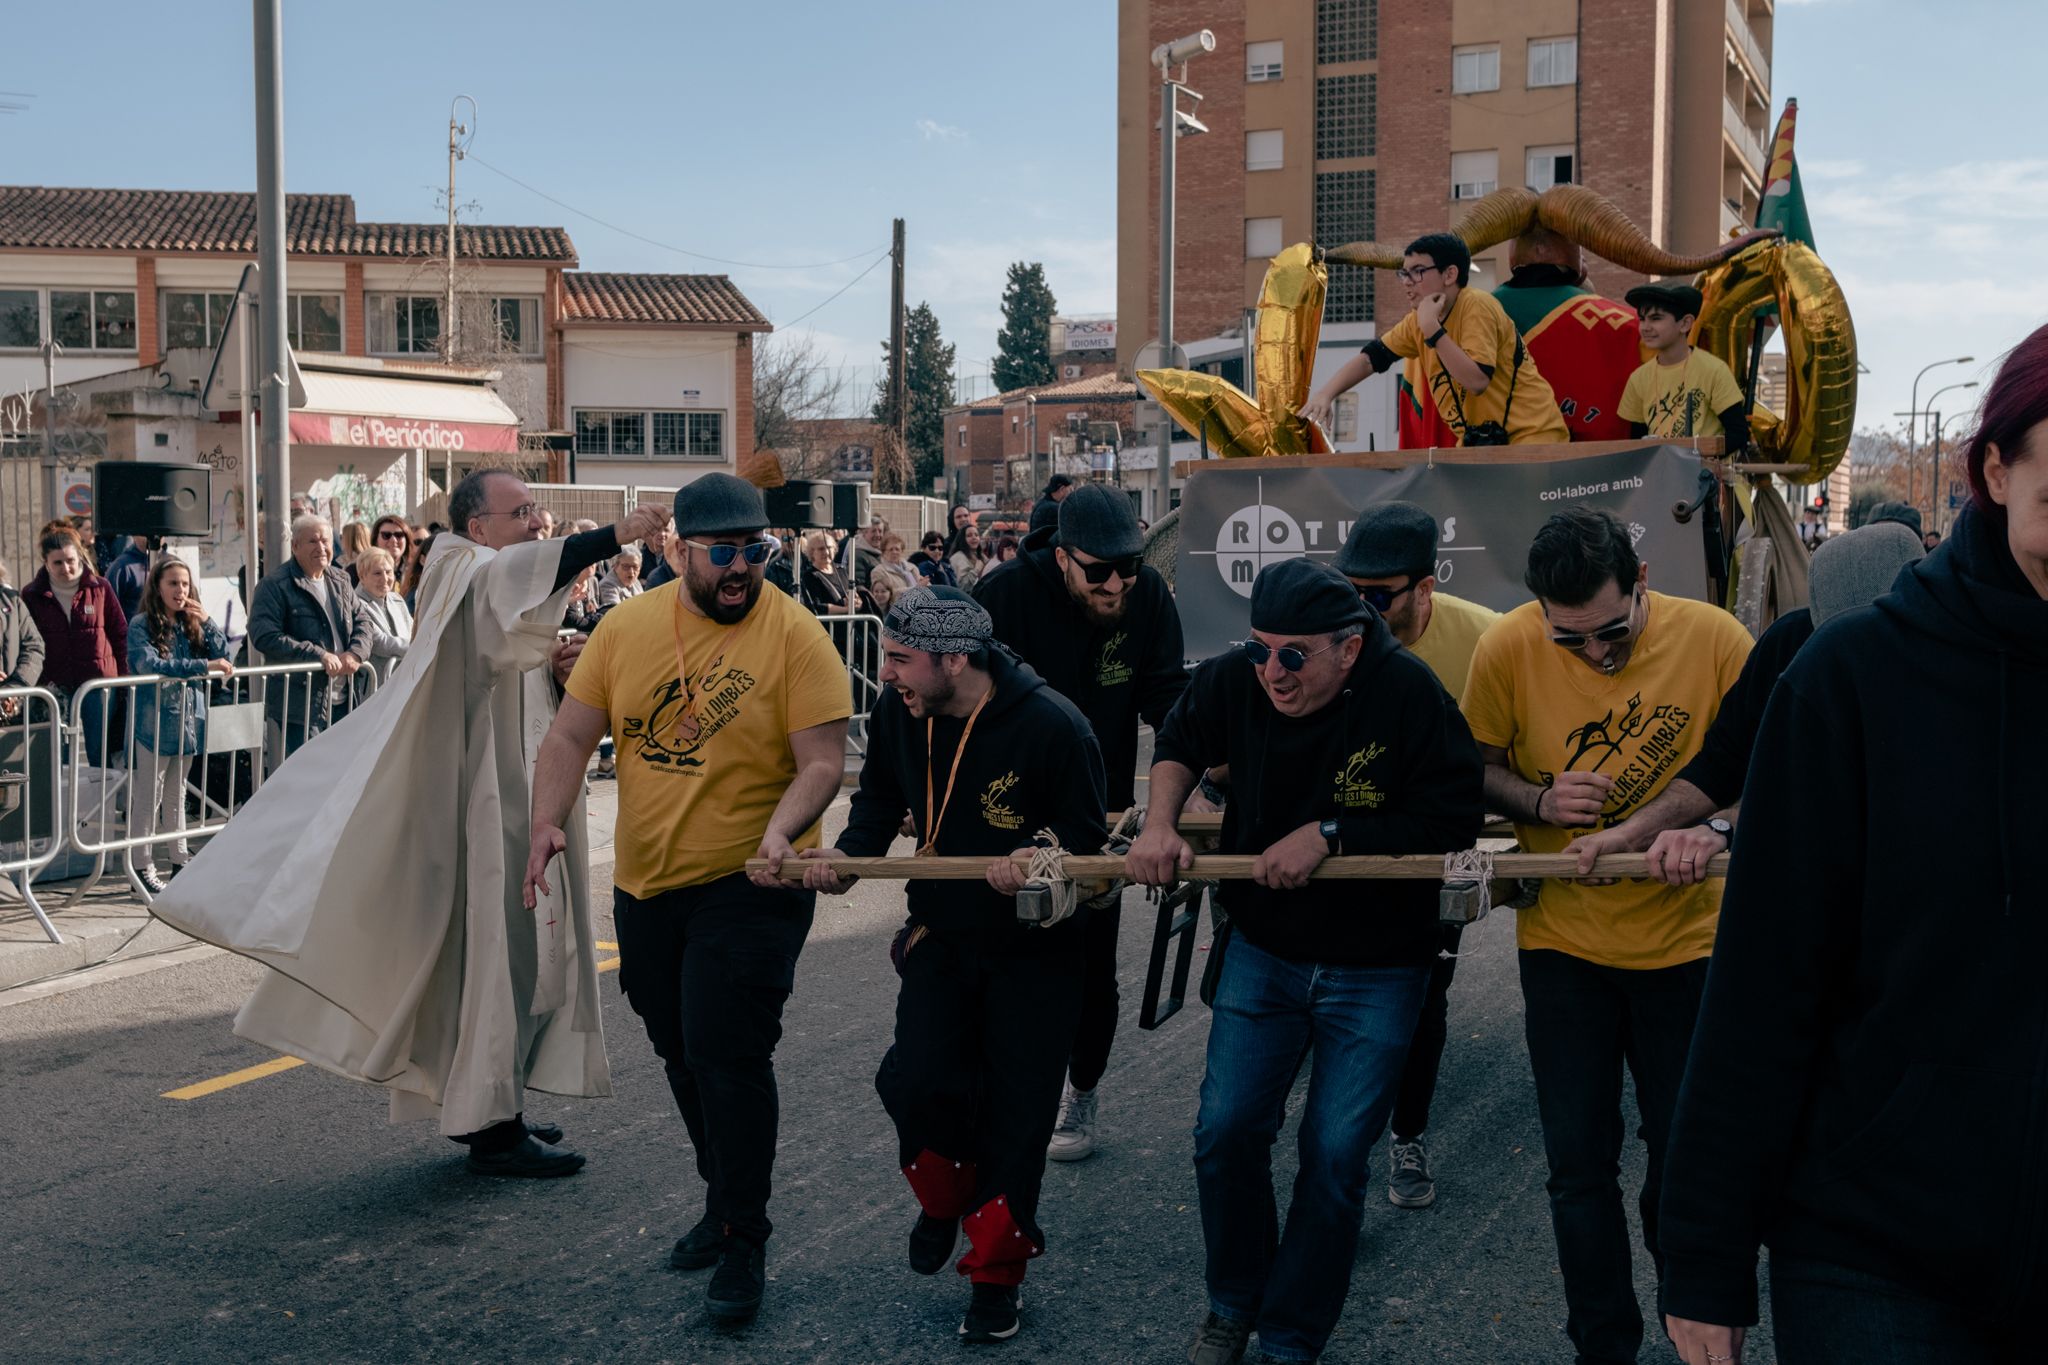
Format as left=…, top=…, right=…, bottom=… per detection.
left=50, top=290, right=136, bottom=351
left=1315, top=170, right=1375, bottom=323
left=291, top=294, right=343, bottom=353
left=367, top=294, right=440, bottom=355
left=576, top=408, right=723, bottom=461
left=1529, top=36, right=1578, bottom=88
left=1245, top=216, right=1284, bottom=260
left=458, top=295, right=541, bottom=356
left=162, top=292, right=236, bottom=350
left=0, top=289, right=41, bottom=348
left=1246, top=40, right=1283, bottom=82
left=1315, top=73, right=1375, bottom=159
left=1451, top=150, right=1499, bottom=200
left=1246, top=129, right=1284, bottom=172
left=1526, top=145, right=1576, bottom=190
left=957, top=426, right=967, bottom=448
left=1452, top=44, right=1500, bottom=94
left=1316, top=0, right=1377, bottom=64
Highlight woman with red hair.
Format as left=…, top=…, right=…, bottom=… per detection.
left=1658, top=329, right=2048, bottom=1364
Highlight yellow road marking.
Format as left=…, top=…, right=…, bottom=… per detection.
left=163, top=1055, right=307, bottom=1100
left=596, top=941, right=617, bottom=950
left=597, top=956, right=620, bottom=973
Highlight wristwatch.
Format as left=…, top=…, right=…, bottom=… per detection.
left=1319, top=818, right=1342, bottom=855
left=1697, top=816, right=1734, bottom=844
left=1426, top=326, right=1449, bottom=348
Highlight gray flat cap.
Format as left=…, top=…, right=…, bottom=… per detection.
left=1057, top=483, right=1144, bottom=560
left=1335, top=501, right=1439, bottom=579
left=674, top=473, right=768, bottom=537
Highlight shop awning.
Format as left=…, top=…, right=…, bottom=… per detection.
left=285, top=367, right=521, bottom=454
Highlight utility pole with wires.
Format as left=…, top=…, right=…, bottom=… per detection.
left=444, top=95, right=476, bottom=363
left=888, top=217, right=907, bottom=490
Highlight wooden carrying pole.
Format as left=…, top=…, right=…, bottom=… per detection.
left=745, top=852, right=1730, bottom=882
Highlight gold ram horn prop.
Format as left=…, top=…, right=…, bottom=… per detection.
left=1326, top=185, right=1780, bottom=276
left=1137, top=243, right=1333, bottom=459
left=1694, top=238, right=1857, bottom=483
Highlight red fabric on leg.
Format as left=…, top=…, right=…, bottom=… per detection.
left=902, top=1149, right=978, bottom=1219
left=958, top=1194, right=1042, bottom=1287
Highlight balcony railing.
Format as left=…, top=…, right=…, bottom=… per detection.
left=1723, top=96, right=1768, bottom=175
left=1726, top=0, right=1771, bottom=92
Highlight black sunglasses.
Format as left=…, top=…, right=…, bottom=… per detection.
left=1239, top=638, right=1339, bottom=672
left=1071, top=553, right=1142, bottom=585
left=685, top=536, right=779, bottom=568
left=1352, top=577, right=1418, bottom=614
left=1546, top=589, right=1641, bottom=650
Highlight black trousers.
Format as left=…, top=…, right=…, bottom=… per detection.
left=1519, top=948, right=1709, bottom=1365
left=1389, top=922, right=1463, bottom=1139
left=878, top=932, right=1085, bottom=1285
left=614, top=874, right=815, bottom=1248
left=1066, top=900, right=1120, bottom=1091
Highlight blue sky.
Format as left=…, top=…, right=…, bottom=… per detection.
left=5, top=0, right=2041, bottom=439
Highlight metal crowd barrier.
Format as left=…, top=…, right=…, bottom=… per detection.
left=817, top=613, right=883, bottom=755
left=0, top=684, right=68, bottom=942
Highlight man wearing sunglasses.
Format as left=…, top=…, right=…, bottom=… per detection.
left=1458, top=506, right=1752, bottom=1365
left=1130, top=557, right=1482, bottom=1365
left=529, top=473, right=852, bottom=1324
left=1334, top=501, right=1502, bottom=1213
left=974, top=481, right=1188, bottom=1165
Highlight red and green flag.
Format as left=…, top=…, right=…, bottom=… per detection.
left=1757, top=98, right=1814, bottom=248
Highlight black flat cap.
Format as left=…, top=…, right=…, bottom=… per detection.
left=674, top=473, right=768, bottom=537
left=1250, top=558, right=1369, bottom=635
left=1335, top=501, right=1439, bottom=579
left=1057, top=483, right=1144, bottom=560
left=1624, top=280, right=1705, bottom=320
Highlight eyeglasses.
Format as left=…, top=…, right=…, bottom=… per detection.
left=1350, top=577, right=1418, bottom=613
left=685, top=536, right=780, bottom=568
left=1546, top=589, right=1641, bottom=650
left=1394, top=264, right=1443, bottom=284
left=1240, top=638, right=1340, bottom=672
left=376, top=529, right=409, bottom=542
left=1069, top=553, right=1142, bottom=585
left=479, top=503, right=542, bottom=522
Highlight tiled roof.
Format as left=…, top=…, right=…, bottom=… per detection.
left=560, top=272, right=770, bottom=328
left=0, top=186, right=577, bottom=261
left=1031, top=371, right=1140, bottom=402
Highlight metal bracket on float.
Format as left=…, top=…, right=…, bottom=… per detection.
left=1139, top=877, right=1206, bottom=1030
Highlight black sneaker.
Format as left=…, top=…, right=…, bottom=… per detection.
left=136, top=866, right=169, bottom=896
left=670, top=1212, right=722, bottom=1271
left=465, top=1135, right=585, bottom=1178
left=704, top=1239, right=765, bottom=1322
left=908, top=1212, right=960, bottom=1275
left=1187, top=1310, right=1252, bottom=1364
left=959, top=1282, right=1021, bottom=1343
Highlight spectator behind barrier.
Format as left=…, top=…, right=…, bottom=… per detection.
left=125, top=557, right=233, bottom=893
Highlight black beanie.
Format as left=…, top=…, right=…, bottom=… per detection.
left=1249, top=558, right=1369, bottom=634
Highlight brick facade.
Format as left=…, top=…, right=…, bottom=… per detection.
left=1140, top=1, right=1249, bottom=353
left=1577, top=0, right=1670, bottom=301
left=343, top=262, right=365, bottom=356
left=133, top=256, right=158, bottom=366
left=733, top=331, right=755, bottom=470
left=1374, top=0, right=1453, bottom=330
left=543, top=267, right=562, bottom=428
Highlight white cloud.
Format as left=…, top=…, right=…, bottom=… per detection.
left=916, top=118, right=968, bottom=143
left=1800, top=157, right=1866, bottom=180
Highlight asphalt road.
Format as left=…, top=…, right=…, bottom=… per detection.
left=0, top=793, right=1768, bottom=1364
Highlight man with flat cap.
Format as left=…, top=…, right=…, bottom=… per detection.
left=974, top=480, right=1188, bottom=1162
left=1336, top=500, right=1502, bottom=1210
left=1130, top=557, right=1484, bottom=1365
left=1619, top=280, right=1751, bottom=455
left=802, top=586, right=1108, bottom=1344
left=526, top=472, right=853, bottom=1324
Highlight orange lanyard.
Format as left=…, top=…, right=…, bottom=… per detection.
left=664, top=591, right=754, bottom=743
left=920, top=685, right=994, bottom=856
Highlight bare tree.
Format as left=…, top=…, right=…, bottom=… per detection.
left=753, top=333, right=849, bottom=480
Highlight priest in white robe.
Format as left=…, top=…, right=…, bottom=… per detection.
left=154, top=473, right=669, bottom=1177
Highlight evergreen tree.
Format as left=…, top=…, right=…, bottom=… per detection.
left=992, top=261, right=1059, bottom=392
left=872, top=301, right=958, bottom=493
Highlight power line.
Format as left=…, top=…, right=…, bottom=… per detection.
left=774, top=250, right=893, bottom=331
left=468, top=152, right=885, bottom=271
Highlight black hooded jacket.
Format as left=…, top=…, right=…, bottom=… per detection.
left=1660, top=503, right=2048, bottom=1324
left=1153, top=614, right=1484, bottom=967
left=972, top=526, right=1187, bottom=811
left=838, top=646, right=1108, bottom=952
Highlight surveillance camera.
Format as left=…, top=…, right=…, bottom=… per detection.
left=1152, top=30, right=1216, bottom=69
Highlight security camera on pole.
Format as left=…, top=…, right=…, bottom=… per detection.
left=1152, top=29, right=1213, bottom=522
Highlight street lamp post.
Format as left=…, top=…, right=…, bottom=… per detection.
left=1152, top=29, right=1213, bottom=522
left=1907, top=355, right=1974, bottom=500
left=1923, top=380, right=1979, bottom=531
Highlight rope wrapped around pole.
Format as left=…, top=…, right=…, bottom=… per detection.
left=745, top=852, right=1730, bottom=882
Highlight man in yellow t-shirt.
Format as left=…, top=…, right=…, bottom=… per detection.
left=1333, top=499, right=1502, bottom=1210
left=1618, top=281, right=1751, bottom=455
left=1302, top=232, right=1570, bottom=446
left=1459, top=504, right=1751, bottom=1363
left=525, top=473, right=851, bottom=1325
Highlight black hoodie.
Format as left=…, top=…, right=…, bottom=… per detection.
left=973, top=526, right=1187, bottom=811
left=838, top=646, right=1108, bottom=952
left=1153, top=614, right=1484, bottom=967
left=1660, top=503, right=2048, bottom=1325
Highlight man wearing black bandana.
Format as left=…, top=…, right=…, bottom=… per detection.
left=801, top=586, right=1107, bottom=1345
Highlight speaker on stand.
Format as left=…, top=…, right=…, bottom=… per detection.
left=92, top=462, right=212, bottom=537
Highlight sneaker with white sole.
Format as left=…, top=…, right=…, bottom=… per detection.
left=959, top=1282, right=1021, bottom=1342
left=1046, top=1081, right=1098, bottom=1162
left=1388, top=1136, right=1436, bottom=1208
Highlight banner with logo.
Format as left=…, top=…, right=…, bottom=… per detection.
left=1174, top=446, right=1712, bottom=659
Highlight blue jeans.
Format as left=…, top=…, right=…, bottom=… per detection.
left=1771, top=1257, right=2023, bottom=1365
left=1193, top=934, right=1428, bottom=1361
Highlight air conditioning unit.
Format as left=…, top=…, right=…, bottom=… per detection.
left=1062, top=364, right=1082, bottom=379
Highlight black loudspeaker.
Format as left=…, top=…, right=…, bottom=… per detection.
left=93, top=461, right=211, bottom=536
left=764, top=479, right=834, bottom=530
left=832, top=481, right=870, bottom=531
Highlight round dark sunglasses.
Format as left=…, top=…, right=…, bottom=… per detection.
left=685, top=536, right=780, bottom=568
left=1239, top=638, right=1340, bottom=672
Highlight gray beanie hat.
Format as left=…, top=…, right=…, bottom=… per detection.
left=1335, top=501, right=1439, bottom=579
left=883, top=586, right=994, bottom=655
left=1810, top=521, right=1924, bottom=625
left=674, top=473, right=768, bottom=538
left=1057, top=483, right=1144, bottom=560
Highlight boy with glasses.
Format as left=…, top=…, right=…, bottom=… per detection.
left=1301, top=232, right=1570, bottom=447
left=1335, top=500, right=1501, bottom=1211
left=1129, top=557, right=1483, bottom=1365
left=974, top=482, right=1188, bottom=1163
left=1459, top=506, right=1751, bottom=1365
